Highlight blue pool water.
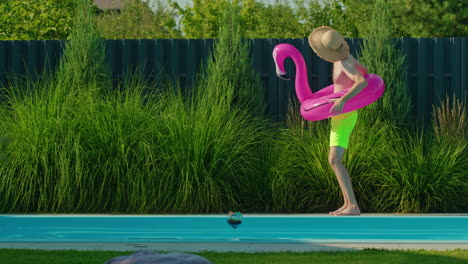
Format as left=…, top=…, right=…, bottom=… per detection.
left=0, top=215, right=467, bottom=244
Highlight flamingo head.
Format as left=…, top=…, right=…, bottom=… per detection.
left=272, top=43, right=313, bottom=103
left=272, top=44, right=291, bottom=80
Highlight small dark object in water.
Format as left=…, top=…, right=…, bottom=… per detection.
left=227, top=211, right=243, bottom=229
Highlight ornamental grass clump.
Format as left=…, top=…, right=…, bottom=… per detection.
left=371, top=130, right=467, bottom=213
left=362, top=95, right=467, bottom=213
left=152, top=3, right=271, bottom=213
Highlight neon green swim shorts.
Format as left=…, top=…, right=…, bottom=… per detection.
left=330, top=110, right=358, bottom=149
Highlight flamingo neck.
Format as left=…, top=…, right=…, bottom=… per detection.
left=288, top=51, right=313, bottom=103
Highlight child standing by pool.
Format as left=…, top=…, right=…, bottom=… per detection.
left=309, top=26, right=369, bottom=216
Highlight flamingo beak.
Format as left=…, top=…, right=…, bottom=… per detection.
left=276, top=67, right=291, bottom=81
left=273, top=48, right=290, bottom=80
left=274, top=61, right=290, bottom=80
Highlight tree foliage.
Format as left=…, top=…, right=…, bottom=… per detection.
left=391, top=0, right=467, bottom=37
left=96, top=0, right=181, bottom=39
left=341, top=0, right=467, bottom=38
left=170, top=0, right=228, bottom=39
left=249, top=0, right=305, bottom=38
left=0, top=0, right=76, bottom=40
left=173, top=0, right=467, bottom=39
left=295, top=0, right=355, bottom=37
left=0, top=0, right=465, bottom=41
left=171, top=0, right=306, bottom=39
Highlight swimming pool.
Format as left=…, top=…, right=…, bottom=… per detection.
left=1, top=214, right=467, bottom=251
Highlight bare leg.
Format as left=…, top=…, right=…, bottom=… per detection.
left=328, top=146, right=360, bottom=216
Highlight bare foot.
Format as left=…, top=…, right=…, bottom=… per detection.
left=329, top=204, right=348, bottom=215
left=333, top=205, right=361, bottom=216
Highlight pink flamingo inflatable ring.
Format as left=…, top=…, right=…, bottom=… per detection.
left=272, top=43, right=385, bottom=121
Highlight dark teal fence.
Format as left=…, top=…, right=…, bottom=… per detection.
left=0, top=38, right=466, bottom=122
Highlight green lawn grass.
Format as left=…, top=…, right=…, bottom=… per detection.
left=0, top=249, right=467, bottom=264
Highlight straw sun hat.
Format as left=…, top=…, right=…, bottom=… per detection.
left=308, top=26, right=350, bottom=62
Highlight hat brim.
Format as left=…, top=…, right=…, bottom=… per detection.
left=309, top=26, right=350, bottom=62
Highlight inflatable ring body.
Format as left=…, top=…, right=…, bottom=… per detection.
left=272, top=43, right=385, bottom=121
left=301, top=74, right=384, bottom=121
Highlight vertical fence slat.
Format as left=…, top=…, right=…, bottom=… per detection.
left=278, top=38, right=294, bottom=120
left=403, top=38, right=418, bottom=120
left=137, top=39, right=149, bottom=75
left=106, top=40, right=116, bottom=78
left=267, top=38, right=281, bottom=121
left=201, top=39, right=213, bottom=68
left=185, top=39, right=197, bottom=91
left=106, top=40, right=120, bottom=88
left=301, top=37, right=314, bottom=94
left=433, top=38, right=445, bottom=107
left=169, top=39, right=181, bottom=87
left=27, top=41, right=38, bottom=80
left=121, top=39, right=134, bottom=75
left=0, top=41, right=6, bottom=87
left=416, top=38, right=428, bottom=122
left=147, top=39, right=157, bottom=78
left=450, top=38, right=462, bottom=99
left=266, top=38, right=286, bottom=120
left=263, top=39, right=275, bottom=118
left=45, top=40, right=60, bottom=75
left=9, top=41, right=22, bottom=76
left=427, top=39, right=434, bottom=109
left=462, top=38, right=467, bottom=104
left=38, top=40, right=46, bottom=75
left=252, top=39, right=263, bottom=78
left=315, top=41, right=330, bottom=91
left=153, top=39, right=166, bottom=76
left=179, top=39, right=188, bottom=90
left=308, top=39, right=319, bottom=92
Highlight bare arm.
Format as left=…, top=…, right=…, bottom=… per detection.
left=329, top=58, right=368, bottom=115
left=355, top=60, right=368, bottom=76
left=338, top=59, right=368, bottom=103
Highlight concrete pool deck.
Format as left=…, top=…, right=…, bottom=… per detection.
left=1, top=214, right=467, bottom=252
